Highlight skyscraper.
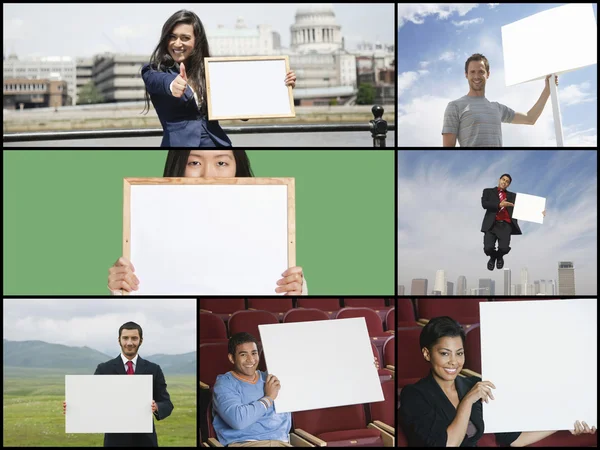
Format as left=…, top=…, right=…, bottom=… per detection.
left=540, top=279, right=546, bottom=295
left=411, top=279, right=428, bottom=295
left=511, top=284, right=516, bottom=295
left=446, top=281, right=454, bottom=296
left=398, top=285, right=405, bottom=295
left=550, top=280, right=556, bottom=296
left=434, top=270, right=447, bottom=295
left=534, top=280, right=540, bottom=295
left=503, top=269, right=511, bottom=295
left=558, top=262, right=575, bottom=295
left=457, top=276, right=467, bottom=295
left=478, top=278, right=495, bottom=296
left=520, top=267, right=529, bottom=296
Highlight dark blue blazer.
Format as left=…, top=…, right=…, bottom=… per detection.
left=141, top=63, right=232, bottom=147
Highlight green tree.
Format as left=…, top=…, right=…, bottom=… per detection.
left=356, top=83, right=375, bottom=105
left=77, top=80, right=104, bottom=104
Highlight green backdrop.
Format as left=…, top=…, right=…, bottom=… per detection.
left=3, top=150, right=394, bottom=295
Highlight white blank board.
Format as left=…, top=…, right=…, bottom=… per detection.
left=205, top=57, right=295, bottom=120
left=128, top=182, right=290, bottom=295
left=65, top=375, right=153, bottom=433
left=512, top=192, right=546, bottom=224
left=258, top=317, right=384, bottom=413
left=480, top=299, right=597, bottom=433
left=501, top=3, right=597, bottom=86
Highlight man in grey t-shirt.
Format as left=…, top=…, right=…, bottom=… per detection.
left=442, top=53, right=558, bottom=147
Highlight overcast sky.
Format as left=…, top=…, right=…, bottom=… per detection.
left=3, top=3, right=394, bottom=59
left=3, top=299, right=196, bottom=356
left=398, top=3, right=598, bottom=146
left=398, top=150, right=597, bottom=295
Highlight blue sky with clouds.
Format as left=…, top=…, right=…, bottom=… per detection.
left=397, top=3, right=598, bottom=146
left=397, top=150, right=597, bottom=295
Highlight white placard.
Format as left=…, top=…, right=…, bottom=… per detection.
left=128, top=182, right=290, bottom=295
left=501, top=3, right=597, bottom=87
left=205, top=57, right=295, bottom=120
left=480, top=299, right=597, bottom=433
left=512, top=192, right=546, bottom=224
left=65, top=375, right=153, bottom=433
left=258, top=317, right=384, bottom=413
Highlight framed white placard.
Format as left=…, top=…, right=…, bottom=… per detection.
left=512, top=192, right=546, bottom=224
left=124, top=178, right=295, bottom=295
left=480, top=299, right=597, bottom=432
left=258, top=317, right=384, bottom=413
left=205, top=56, right=296, bottom=120
left=65, top=375, right=153, bottom=433
left=501, top=3, right=597, bottom=86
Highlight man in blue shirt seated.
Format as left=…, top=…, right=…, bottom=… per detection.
left=212, top=332, right=291, bottom=447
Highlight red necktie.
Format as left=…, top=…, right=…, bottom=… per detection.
left=499, top=189, right=506, bottom=210
left=126, top=361, right=134, bottom=375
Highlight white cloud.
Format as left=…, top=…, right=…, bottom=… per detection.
left=488, top=3, right=500, bottom=9
left=419, top=61, right=430, bottom=69
left=398, top=4, right=479, bottom=28
left=398, top=71, right=429, bottom=96
left=452, top=18, right=484, bottom=28
left=559, top=81, right=596, bottom=106
left=439, top=51, right=457, bottom=62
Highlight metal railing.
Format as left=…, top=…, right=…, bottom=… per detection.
left=3, top=106, right=394, bottom=147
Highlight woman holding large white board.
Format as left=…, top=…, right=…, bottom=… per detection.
left=141, top=10, right=297, bottom=148
left=399, top=317, right=596, bottom=446
left=107, top=150, right=306, bottom=295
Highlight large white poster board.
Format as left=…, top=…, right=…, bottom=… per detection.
left=124, top=178, right=295, bottom=295
left=512, top=192, right=546, bottom=224
left=205, top=56, right=296, bottom=120
left=480, top=299, right=597, bottom=433
left=65, top=375, right=153, bottom=433
left=258, top=317, right=384, bottom=413
left=501, top=3, right=597, bottom=87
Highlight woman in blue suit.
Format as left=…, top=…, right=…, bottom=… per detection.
left=142, top=10, right=296, bottom=148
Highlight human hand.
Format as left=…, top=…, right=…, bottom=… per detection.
left=151, top=400, right=158, bottom=413
left=570, top=420, right=596, bottom=435
left=374, top=358, right=379, bottom=370
left=499, top=200, right=514, bottom=208
left=171, top=62, right=188, bottom=98
left=264, top=374, right=281, bottom=400
left=63, top=401, right=66, bottom=415
left=108, top=257, right=139, bottom=292
left=545, top=74, right=559, bottom=87
left=463, top=380, right=496, bottom=405
left=285, top=70, right=296, bottom=89
left=275, top=266, right=303, bottom=295
left=542, top=209, right=546, bottom=217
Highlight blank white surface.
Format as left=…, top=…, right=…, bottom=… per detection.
left=129, top=184, right=288, bottom=295
left=65, top=375, right=153, bottom=433
left=206, top=59, right=294, bottom=119
left=258, top=317, right=384, bottom=413
left=501, top=3, right=597, bottom=87
left=480, top=299, right=597, bottom=433
left=512, top=192, right=546, bottom=224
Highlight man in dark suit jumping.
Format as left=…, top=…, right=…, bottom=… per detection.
left=64, top=321, right=174, bottom=447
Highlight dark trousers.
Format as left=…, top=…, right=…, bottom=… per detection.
left=483, top=221, right=512, bottom=258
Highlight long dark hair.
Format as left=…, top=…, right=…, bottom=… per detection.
left=142, top=9, right=210, bottom=115
left=163, top=150, right=254, bottom=177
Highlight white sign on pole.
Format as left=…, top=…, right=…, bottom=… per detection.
left=512, top=192, right=546, bottom=224
left=65, top=375, right=153, bottom=433
left=480, top=299, right=597, bottom=433
left=258, top=317, right=384, bottom=413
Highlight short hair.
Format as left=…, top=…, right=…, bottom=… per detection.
left=119, top=321, right=143, bottom=340
left=228, top=332, right=258, bottom=356
left=419, top=316, right=465, bottom=352
left=465, top=53, right=490, bottom=74
left=499, top=173, right=512, bottom=185
left=163, top=150, right=254, bottom=177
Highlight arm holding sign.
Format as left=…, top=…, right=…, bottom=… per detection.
left=511, top=75, right=558, bottom=125
left=509, top=421, right=596, bottom=447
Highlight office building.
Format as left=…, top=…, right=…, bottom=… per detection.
left=478, top=278, right=495, bottom=296
left=520, top=267, right=529, bottom=297
left=456, top=276, right=467, bottom=295
left=398, top=285, right=405, bottom=296
left=411, top=279, right=428, bottom=296
left=433, top=270, right=447, bottom=296
left=503, top=269, right=511, bottom=295
left=558, top=261, right=575, bottom=295
left=446, top=281, right=454, bottom=296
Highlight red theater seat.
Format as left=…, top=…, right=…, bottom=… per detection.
left=199, top=298, right=246, bottom=322
left=344, top=298, right=392, bottom=324
left=397, top=299, right=417, bottom=322
left=415, top=298, right=487, bottom=325
left=247, top=298, right=293, bottom=321
left=383, top=335, right=395, bottom=369
left=336, top=307, right=390, bottom=362
left=283, top=308, right=329, bottom=323
left=370, top=379, right=395, bottom=428
left=199, top=342, right=231, bottom=389
left=200, top=312, right=229, bottom=343
left=227, top=310, right=279, bottom=341
left=464, top=323, right=481, bottom=374
left=385, top=307, right=395, bottom=332
left=296, top=298, right=341, bottom=319
left=396, top=327, right=430, bottom=388
left=372, top=342, right=393, bottom=382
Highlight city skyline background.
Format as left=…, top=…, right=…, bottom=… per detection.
left=3, top=3, right=394, bottom=58
left=397, top=150, right=597, bottom=295
left=397, top=3, right=598, bottom=146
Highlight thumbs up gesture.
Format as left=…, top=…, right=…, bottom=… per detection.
left=171, top=62, right=188, bottom=98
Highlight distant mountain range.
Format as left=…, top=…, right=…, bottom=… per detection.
left=3, top=339, right=196, bottom=375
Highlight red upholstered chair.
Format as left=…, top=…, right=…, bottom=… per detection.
left=227, top=310, right=279, bottom=341
left=296, top=298, right=341, bottom=319
left=283, top=307, right=329, bottom=323
left=343, top=298, right=392, bottom=324
left=527, top=430, right=597, bottom=447
left=199, top=342, right=231, bottom=390
left=463, top=323, right=481, bottom=374
left=292, top=403, right=393, bottom=447
left=383, top=335, right=395, bottom=370
left=372, top=342, right=393, bottom=382
left=397, top=299, right=416, bottom=323
left=385, top=307, right=395, bottom=332
left=200, top=312, right=228, bottom=343
left=369, top=378, right=395, bottom=429
left=199, top=298, right=246, bottom=323
left=336, top=307, right=390, bottom=362
left=415, top=298, right=487, bottom=326
left=396, top=327, right=430, bottom=388
left=247, top=298, right=294, bottom=321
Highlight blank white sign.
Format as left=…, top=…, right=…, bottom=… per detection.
left=65, top=375, right=153, bottom=433
left=128, top=182, right=290, bottom=295
left=258, top=317, right=384, bottom=413
left=480, top=299, right=597, bottom=433
left=512, top=192, right=546, bottom=224
left=205, top=57, right=295, bottom=120
left=501, top=3, right=597, bottom=86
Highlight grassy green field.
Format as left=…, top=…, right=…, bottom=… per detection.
left=3, top=367, right=196, bottom=447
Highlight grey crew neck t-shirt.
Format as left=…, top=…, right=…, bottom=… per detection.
left=442, top=95, right=515, bottom=147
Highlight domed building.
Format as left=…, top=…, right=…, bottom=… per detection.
left=290, top=4, right=342, bottom=54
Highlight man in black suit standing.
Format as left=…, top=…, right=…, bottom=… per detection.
left=64, top=321, right=174, bottom=447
